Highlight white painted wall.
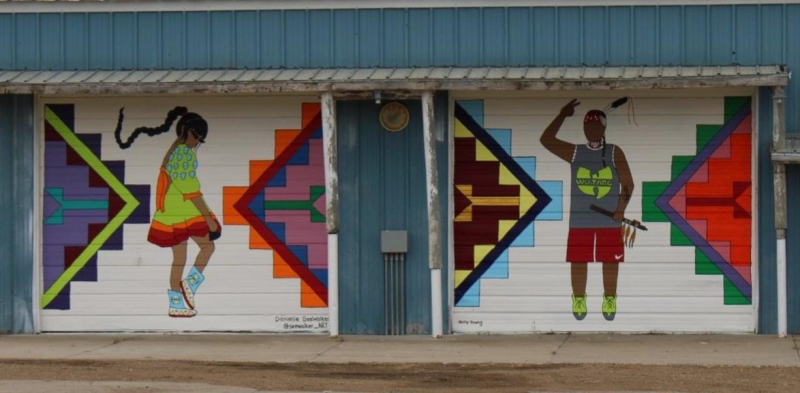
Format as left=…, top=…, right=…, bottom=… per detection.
left=39, top=95, right=328, bottom=332
left=451, top=89, right=757, bottom=333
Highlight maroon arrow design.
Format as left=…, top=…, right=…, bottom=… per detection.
left=454, top=185, right=472, bottom=219
left=685, top=181, right=751, bottom=219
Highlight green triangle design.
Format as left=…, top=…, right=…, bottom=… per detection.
left=696, top=125, right=722, bottom=154
left=671, top=155, right=695, bottom=180
left=642, top=181, right=670, bottom=222
left=724, top=97, right=750, bottom=123
left=724, top=276, right=752, bottom=305
left=41, top=107, right=140, bottom=309
left=695, top=247, right=722, bottom=275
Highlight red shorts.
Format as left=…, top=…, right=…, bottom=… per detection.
left=566, top=228, right=624, bottom=263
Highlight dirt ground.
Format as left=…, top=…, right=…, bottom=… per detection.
left=1, top=360, right=799, bottom=392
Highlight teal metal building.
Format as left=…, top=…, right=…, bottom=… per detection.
left=1, top=0, right=798, bottom=335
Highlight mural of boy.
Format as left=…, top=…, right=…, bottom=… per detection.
left=115, top=107, right=221, bottom=318
left=540, top=99, right=635, bottom=321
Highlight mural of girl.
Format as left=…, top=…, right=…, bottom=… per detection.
left=114, top=107, right=221, bottom=318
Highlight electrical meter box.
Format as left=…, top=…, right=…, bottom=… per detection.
left=381, top=230, right=408, bottom=254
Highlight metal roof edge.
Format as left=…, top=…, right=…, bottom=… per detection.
left=0, top=66, right=788, bottom=95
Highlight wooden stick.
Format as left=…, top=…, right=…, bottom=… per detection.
left=589, top=204, right=648, bottom=231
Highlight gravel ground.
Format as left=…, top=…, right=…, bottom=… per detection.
left=1, top=359, right=799, bottom=392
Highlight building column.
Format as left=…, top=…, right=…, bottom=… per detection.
left=422, top=91, right=443, bottom=338
left=321, top=92, right=340, bottom=337
left=772, top=86, right=788, bottom=338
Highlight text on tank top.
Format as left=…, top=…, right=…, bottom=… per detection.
left=569, top=143, right=621, bottom=229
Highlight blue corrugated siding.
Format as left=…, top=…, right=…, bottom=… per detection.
left=236, top=11, right=259, bottom=69
left=608, top=7, right=631, bottom=65
left=161, top=12, right=184, bottom=69
left=40, top=13, right=63, bottom=70
left=358, top=9, right=380, bottom=67
left=0, top=95, right=35, bottom=334
left=458, top=8, right=481, bottom=67
left=408, top=9, right=430, bottom=67
left=483, top=8, right=505, bottom=66
left=583, top=7, right=606, bottom=65
left=507, top=8, right=530, bottom=66
left=736, top=5, right=759, bottom=66
left=532, top=8, right=556, bottom=65
left=558, top=7, right=581, bottom=65
left=211, top=11, right=234, bottom=69
left=659, top=6, right=681, bottom=65
left=89, top=13, right=112, bottom=70
left=137, top=12, right=159, bottom=69
left=337, top=95, right=449, bottom=334
left=113, top=13, right=136, bottom=69
left=432, top=8, right=456, bottom=66
left=339, top=100, right=436, bottom=334
left=3, top=4, right=795, bottom=90
left=187, top=12, right=210, bottom=69
left=710, top=6, right=734, bottom=65
left=1, top=5, right=796, bottom=75
left=683, top=6, right=707, bottom=64
left=0, top=14, right=13, bottom=69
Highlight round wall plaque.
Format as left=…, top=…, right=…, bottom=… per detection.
left=379, top=102, right=410, bottom=132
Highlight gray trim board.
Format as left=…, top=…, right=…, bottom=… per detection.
left=758, top=87, right=777, bottom=334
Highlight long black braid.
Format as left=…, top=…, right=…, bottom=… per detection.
left=114, top=106, right=188, bottom=149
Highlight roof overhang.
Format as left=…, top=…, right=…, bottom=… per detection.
left=0, top=66, right=789, bottom=96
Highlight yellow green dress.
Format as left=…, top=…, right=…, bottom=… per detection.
left=147, top=144, right=218, bottom=247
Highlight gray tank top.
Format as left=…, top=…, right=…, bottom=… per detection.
left=569, top=143, right=621, bottom=229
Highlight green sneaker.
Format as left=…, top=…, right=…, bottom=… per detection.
left=572, top=294, right=587, bottom=321
left=602, top=295, right=617, bottom=321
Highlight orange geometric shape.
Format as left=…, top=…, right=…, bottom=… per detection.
left=249, top=160, right=272, bottom=184
left=274, top=129, right=302, bottom=156
left=273, top=252, right=299, bottom=279
left=222, top=186, right=248, bottom=225
left=224, top=102, right=328, bottom=308
left=302, top=103, right=321, bottom=130
left=250, top=226, right=271, bottom=250
left=300, top=281, right=327, bottom=308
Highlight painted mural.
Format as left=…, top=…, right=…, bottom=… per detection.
left=223, top=103, right=328, bottom=308
left=453, top=100, right=563, bottom=308
left=642, top=97, right=753, bottom=305
left=40, top=97, right=328, bottom=332
left=540, top=98, right=643, bottom=322
left=452, top=94, right=754, bottom=333
left=114, top=107, right=220, bottom=318
left=42, top=104, right=151, bottom=310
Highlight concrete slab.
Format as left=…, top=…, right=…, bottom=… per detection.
left=0, top=335, right=120, bottom=360
left=0, top=380, right=268, bottom=393
left=313, top=334, right=567, bottom=363
left=66, top=334, right=341, bottom=363
left=1, top=333, right=798, bottom=367
left=552, top=334, right=800, bottom=366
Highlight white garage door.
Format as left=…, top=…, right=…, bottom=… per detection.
left=39, top=95, right=329, bottom=332
left=451, top=90, right=757, bottom=333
